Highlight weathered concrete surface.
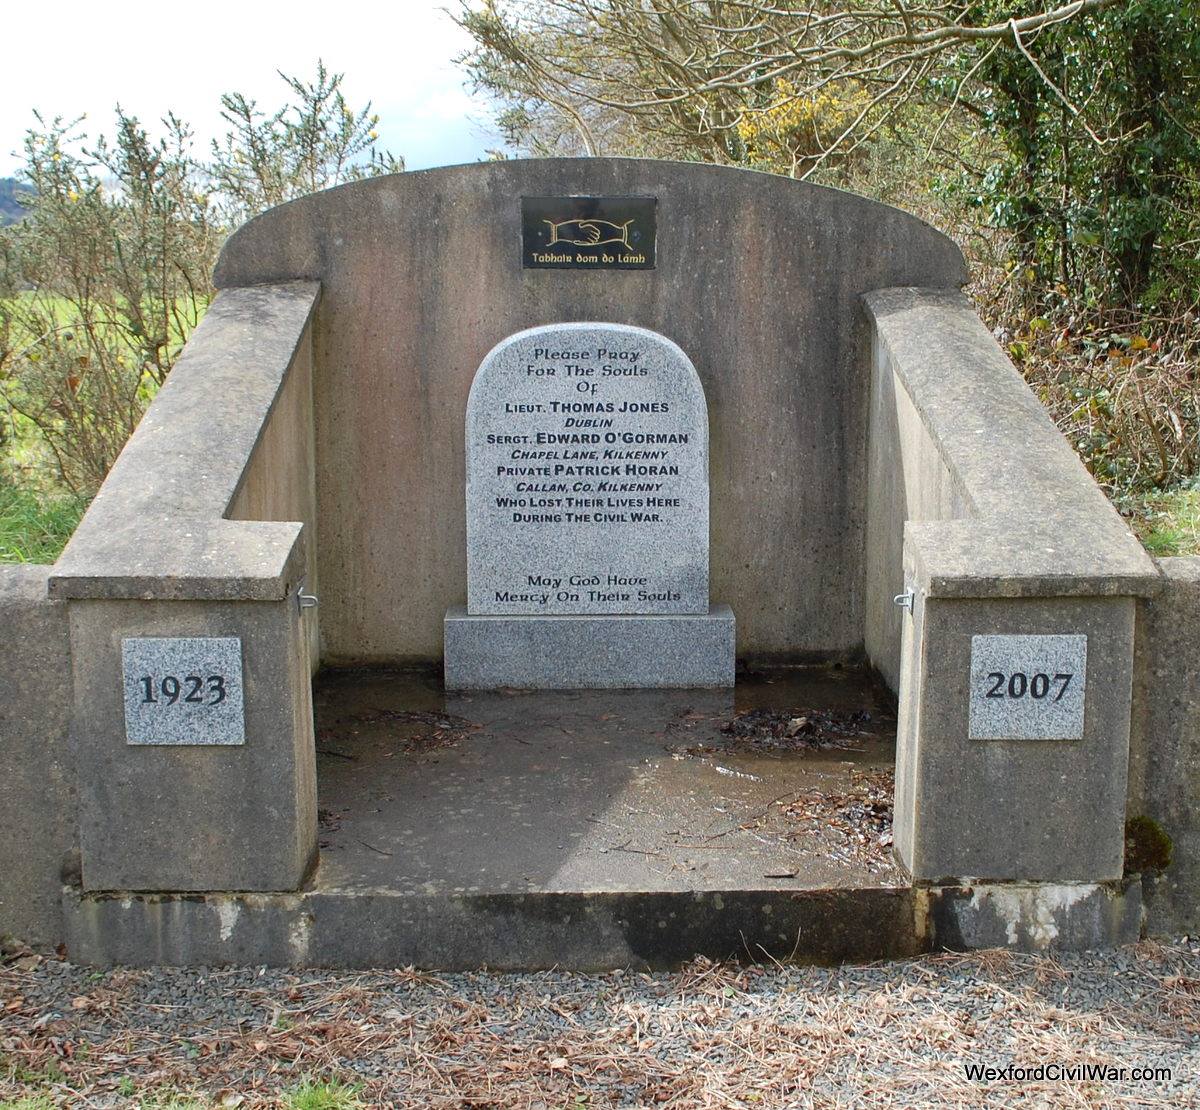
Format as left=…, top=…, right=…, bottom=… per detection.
left=227, top=320, right=320, bottom=670
left=865, top=287, right=1157, bottom=888
left=63, top=665, right=919, bottom=968
left=69, top=597, right=317, bottom=892
left=313, top=667, right=898, bottom=893
left=864, top=334, right=968, bottom=691
left=444, top=605, right=735, bottom=688
left=926, top=881, right=1143, bottom=952
left=40, top=281, right=322, bottom=894
left=864, top=288, right=1158, bottom=688
left=49, top=282, right=319, bottom=602
left=1129, top=556, right=1200, bottom=934
left=894, top=594, right=1136, bottom=883
left=61, top=878, right=1146, bottom=969
left=0, top=566, right=74, bottom=949
left=215, top=160, right=967, bottom=664
left=59, top=668, right=1147, bottom=967
left=62, top=887, right=922, bottom=970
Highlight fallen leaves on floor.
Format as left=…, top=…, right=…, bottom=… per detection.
left=667, top=707, right=883, bottom=757
left=782, top=768, right=897, bottom=862
left=330, top=709, right=482, bottom=755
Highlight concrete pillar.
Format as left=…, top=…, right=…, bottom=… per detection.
left=895, top=584, right=1136, bottom=882
left=68, top=596, right=317, bottom=892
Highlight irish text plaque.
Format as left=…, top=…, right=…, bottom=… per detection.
left=522, top=196, right=656, bottom=269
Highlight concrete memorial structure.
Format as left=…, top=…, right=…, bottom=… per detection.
left=1, top=159, right=1197, bottom=968
left=446, top=321, right=733, bottom=688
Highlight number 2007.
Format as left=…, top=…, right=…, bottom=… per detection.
left=139, top=674, right=228, bottom=706
left=985, top=671, right=1073, bottom=702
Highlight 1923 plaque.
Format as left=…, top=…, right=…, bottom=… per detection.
left=522, top=196, right=656, bottom=269
left=122, top=636, right=246, bottom=746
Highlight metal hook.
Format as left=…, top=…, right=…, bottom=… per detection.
left=296, top=578, right=319, bottom=614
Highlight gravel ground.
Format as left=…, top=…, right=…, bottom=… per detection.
left=2, top=941, right=1198, bottom=1108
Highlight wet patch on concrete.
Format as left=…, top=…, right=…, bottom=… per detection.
left=666, top=704, right=884, bottom=756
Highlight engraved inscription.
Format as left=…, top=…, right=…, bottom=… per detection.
left=122, top=636, right=246, bottom=746
left=466, top=324, right=708, bottom=616
left=521, top=197, right=656, bottom=269
left=969, top=634, right=1087, bottom=740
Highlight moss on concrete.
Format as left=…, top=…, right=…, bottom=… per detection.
left=1124, top=815, right=1174, bottom=873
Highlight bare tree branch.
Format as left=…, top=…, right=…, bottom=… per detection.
left=455, top=0, right=1124, bottom=170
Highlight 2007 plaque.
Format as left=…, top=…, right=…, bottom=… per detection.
left=522, top=196, right=656, bottom=269
left=968, top=634, right=1087, bottom=740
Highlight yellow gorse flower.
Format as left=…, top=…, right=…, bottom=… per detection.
left=737, top=79, right=871, bottom=171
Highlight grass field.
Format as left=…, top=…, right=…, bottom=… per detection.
left=1130, top=486, right=1200, bottom=557
left=0, top=288, right=200, bottom=563
left=0, top=481, right=88, bottom=563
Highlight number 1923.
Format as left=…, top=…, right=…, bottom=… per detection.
left=985, top=671, right=1073, bottom=702
left=139, top=674, right=227, bottom=706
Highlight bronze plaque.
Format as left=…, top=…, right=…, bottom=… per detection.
left=522, top=196, right=656, bottom=270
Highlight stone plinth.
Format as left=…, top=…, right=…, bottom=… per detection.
left=444, top=604, right=734, bottom=690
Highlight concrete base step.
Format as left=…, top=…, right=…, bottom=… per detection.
left=61, top=886, right=916, bottom=969
left=61, top=880, right=1143, bottom=969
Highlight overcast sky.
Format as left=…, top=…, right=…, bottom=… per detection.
left=0, top=0, right=502, bottom=177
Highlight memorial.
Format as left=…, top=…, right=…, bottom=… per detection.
left=445, top=321, right=734, bottom=688
left=1, top=158, right=1193, bottom=968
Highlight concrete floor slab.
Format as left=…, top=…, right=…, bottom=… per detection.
left=311, top=666, right=903, bottom=896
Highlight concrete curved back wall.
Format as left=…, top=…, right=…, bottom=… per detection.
left=215, top=159, right=966, bottom=662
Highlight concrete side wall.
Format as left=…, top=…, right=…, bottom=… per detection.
left=49, top=282, right=320, bottom=602
left=864, top=331, right=969, bottom=691
left=864, top=288, right=1158, bottom=688
left=228, top=321, right=319, bottom=669
left=866, top=289, right=1157, bottom=884
left=215, top=160, right=968, bottom=663
left=35, top=283, right=323, bottom=895
left=1129, top=556, right=1200, bottom=933
left=0, top=566, right=74, bottom=948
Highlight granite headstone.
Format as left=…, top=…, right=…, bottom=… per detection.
left=447, top=321, right=733, bottom=689
left=466, top=323, right=709, bottom=616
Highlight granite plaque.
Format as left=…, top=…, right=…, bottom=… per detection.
left=466, top=323, right=708, bottom=616
left=122, top=637, right=245, bottom=746
left=968, top=634, right=1087, bottom=740
left=521, top=196, right=655, bottom=269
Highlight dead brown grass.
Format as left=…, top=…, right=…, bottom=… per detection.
left=2, top=944, right=1197, bottom=1108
